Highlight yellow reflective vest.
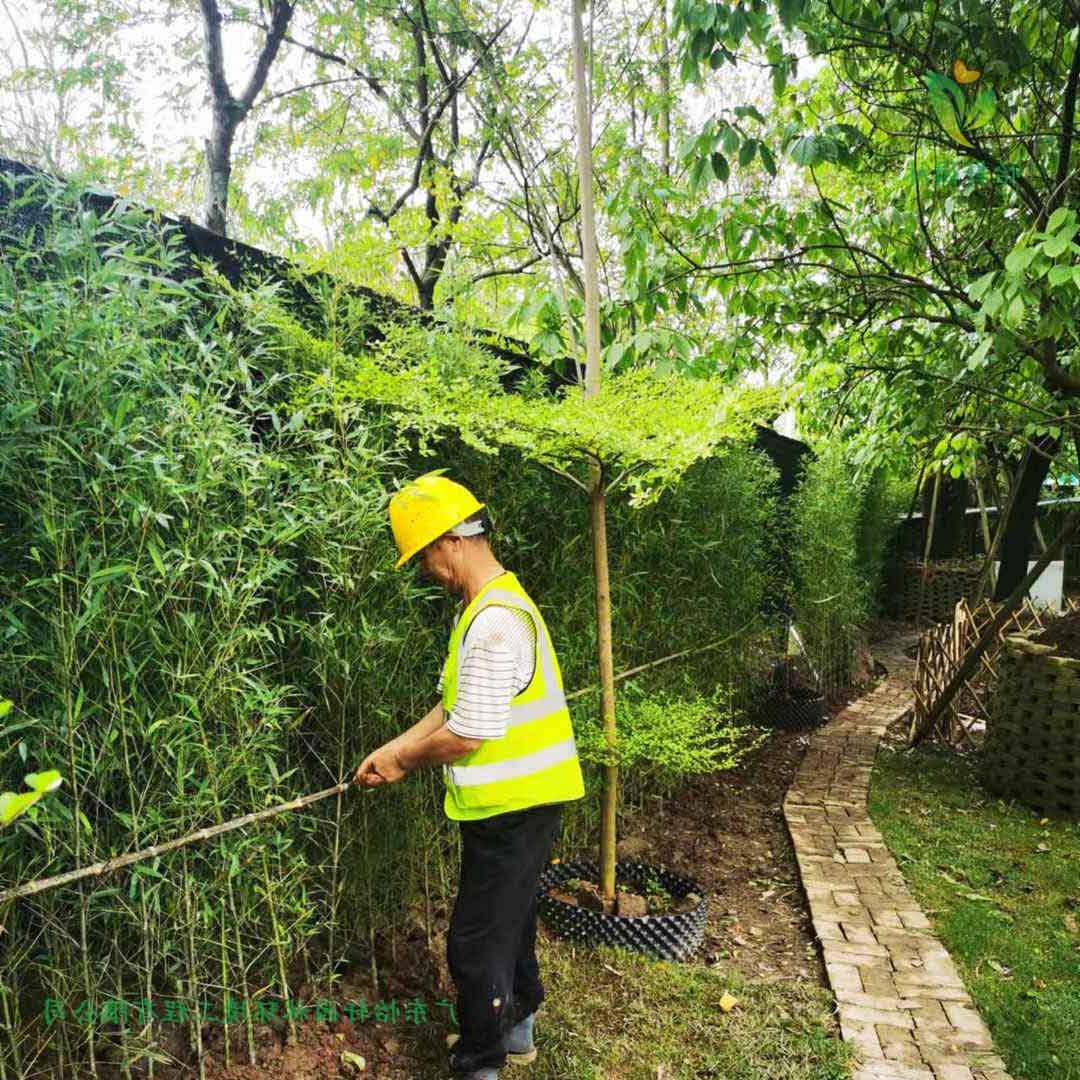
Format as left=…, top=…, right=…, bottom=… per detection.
left=441, top=571, right=585, bottom=821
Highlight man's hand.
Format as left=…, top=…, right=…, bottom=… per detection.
left=353, top=744, right=409, bottom=787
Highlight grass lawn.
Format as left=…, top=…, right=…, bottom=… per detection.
left=869, top=745, right=1080, bottom=1080
left=515, top=942, right=850, bottom=1080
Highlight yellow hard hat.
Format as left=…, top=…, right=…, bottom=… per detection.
left=388, top=472, right=485, bottom=569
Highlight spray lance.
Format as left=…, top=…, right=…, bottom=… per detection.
left=0, top=618, right=759, bottom=907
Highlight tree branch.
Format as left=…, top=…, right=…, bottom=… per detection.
left=1050, top=17, right=1080, bottom=218
left=238, top=0, right=295, bottom=110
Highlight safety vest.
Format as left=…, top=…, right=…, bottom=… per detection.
left=441, top=571, right=585, bottom=821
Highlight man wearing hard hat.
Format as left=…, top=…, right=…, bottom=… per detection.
left=354, top=472, right=585, bottom=1080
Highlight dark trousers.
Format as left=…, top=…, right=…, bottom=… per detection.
left=446, top=802, right=563, bottom=1074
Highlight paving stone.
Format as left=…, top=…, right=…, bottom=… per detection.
left=824, top=938, right=891, bottom=959
left=942, top=1003, right=988, bottom=1032
left=892, top=972, right=967, bottom=992
left=866, top=906, right=906, bottom=929
left=876, top=1023, right=917, bottom=1045
left=890, top=983, right=972, bottom=1003
left=860, top=967, right=902, bottom=997
left=929, top=1067, right=973, bottom=1080
left=783, top=647, right=1013, bottom=1080
left=841, top=1004, right=915, bottom=1029
left=834, top=990, right=910, bottom=1010
left=826, top=961, right=864, bottom=994
left=843, top=922, right=880, bottom=945
left=898, top=910, right=932, bottom=930
left=908, top=1000, right=949, bottom=1027
left=840, top=1017, right=884, bottom=1059
left=852, top=1063, right=935, bottom=1080
left=813, top=917, right=845, bottom=942
left=881, top=1038, right=926, bottom=1065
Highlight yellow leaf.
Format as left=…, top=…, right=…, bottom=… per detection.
left=953, top=59, right=981, bottom=84
left=719, top=992, right=739, bottom=1013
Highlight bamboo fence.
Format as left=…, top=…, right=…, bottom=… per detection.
left=911, top=596, right=1077, bottom=747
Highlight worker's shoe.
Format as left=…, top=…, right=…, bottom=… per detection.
left=446, top=1013, right=537, bottom=1066
left=505, top=1012, right=538, bottom=1064
left=446, top=1043, right=500, bottom=1077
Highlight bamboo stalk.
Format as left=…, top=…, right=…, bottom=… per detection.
left=974, top=476, right=997, bottom=598
left=564, top=618, right=760, bottom=701
left=180, top=852, right=205, bottom=1080
left=974, top=459, right=1023, bottom=603
left=262, top=846, right=298, bottom=1046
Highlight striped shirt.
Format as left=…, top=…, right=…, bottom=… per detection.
left=441, top=606, right=537, bottom=740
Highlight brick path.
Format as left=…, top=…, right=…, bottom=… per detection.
left=783, top=639, right=1014, bottom=1080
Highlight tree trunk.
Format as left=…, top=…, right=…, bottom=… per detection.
left=198, top=0, right=295, bottom=237
left=658, top=0, right=671, bottom=176
left=921, top=474, right=969, bottom=558
left=993, top=434, right=1059, bottom=599
left=570, top=0, right=617, bottom=902
left=205, top=109, right=236, bottom=237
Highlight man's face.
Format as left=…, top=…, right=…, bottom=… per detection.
left=418, top=535, right=458, bottom=590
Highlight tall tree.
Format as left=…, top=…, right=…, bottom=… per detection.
left=666, top=0, right=1080, bottom=592
left=198, top=0, right=296, bottom=236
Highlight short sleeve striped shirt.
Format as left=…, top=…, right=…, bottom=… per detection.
left=441, top=606, right=537, bottom=740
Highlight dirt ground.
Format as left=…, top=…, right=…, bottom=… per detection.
left=191, top=711, right=855, bottom=1080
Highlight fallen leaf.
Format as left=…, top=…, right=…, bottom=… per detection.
left=719, top=992, right=739, bottom=1013
left=987, top=959, right=1012, bottom=977
left=340, top=1050, right=366, bottom=1073
left=1037, top=843, right=1051, bottom=853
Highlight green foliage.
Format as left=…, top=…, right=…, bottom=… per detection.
left=0, top=181, right=865, bottom=1076
left=239, top=292, right=781, bottom=506
left=789, top=443, right=890, bottom=691
left=0, top=706, right=62, bottom=827
left=574, top=684, right=766, bottom=796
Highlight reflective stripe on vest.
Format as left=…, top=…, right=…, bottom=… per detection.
left=446, top=736, right=578, bottom=787
left=441, top=572, right=585, bottom=821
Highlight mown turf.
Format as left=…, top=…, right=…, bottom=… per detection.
left=869, top=745, right=1080, bottom=1080
left=517, top=941, right=850, bottom=1080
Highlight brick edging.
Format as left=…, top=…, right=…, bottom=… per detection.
left=783, top=640, right=1014, bottom=1080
